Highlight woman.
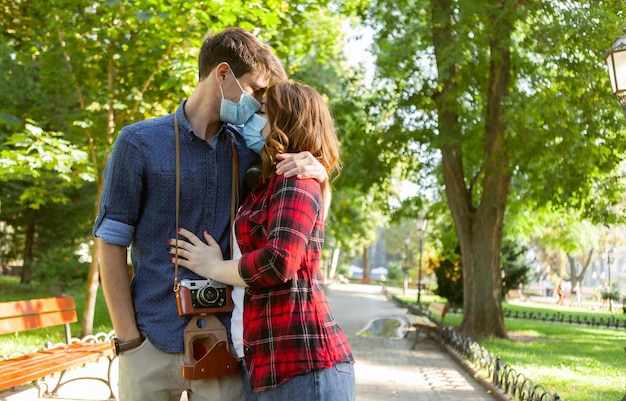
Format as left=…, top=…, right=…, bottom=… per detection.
left=171, top=82, right=356, bottom=401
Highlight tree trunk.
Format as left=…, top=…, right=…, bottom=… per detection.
left=362, top=246, right=370, bottom=280
left=20, top=214, right=36, bottom=284
left=81, top=139, right=107, bottom=337
left=457, top=208, right=508, bottom=339
left=329, top=245, right=341, bottom=280
left=433, top=0, right=513, bottom=340
left=568, top=249, right=593, bottom=285
left=80, top=53, right=116, bottom=337
left=81, top=239, right=100, bottom=337
left=0, top=222, right=4, bottom=275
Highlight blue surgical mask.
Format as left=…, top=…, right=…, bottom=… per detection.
left=219, top=69, right=261, bottom=125
left=243, top=113, right=268, bottom=153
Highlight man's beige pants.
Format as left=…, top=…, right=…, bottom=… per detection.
left=118, top=337, right=244, bottom=401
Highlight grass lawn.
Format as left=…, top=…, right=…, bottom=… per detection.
left=390, top=288, right=626, bottom=401
left=0, top=276, right=113, bottom=357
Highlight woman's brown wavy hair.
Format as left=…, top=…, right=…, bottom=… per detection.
left=260, top=82, right=341, bottom=182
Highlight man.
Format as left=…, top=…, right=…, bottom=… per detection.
left=94, top=27, right=328, bottom=401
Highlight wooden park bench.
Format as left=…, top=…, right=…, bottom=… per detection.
left=405, top=301, right=449, bottom=349
left=0, top=296, right=116, bottom=399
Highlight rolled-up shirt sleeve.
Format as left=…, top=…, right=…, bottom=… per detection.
left=94, top=218, right=134, bottom=247
left=92, top=127, right=143, bottom=247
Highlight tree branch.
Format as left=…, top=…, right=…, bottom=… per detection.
left=130, top=42, right=176, bottom=116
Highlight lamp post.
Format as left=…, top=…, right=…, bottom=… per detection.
left=416, top=219, right=427, bottom=308
left=403, top=235, right=410, bottom=296
left=605, top=30, right=626, bottom=117
left=607, top=248, right=614, bottom=313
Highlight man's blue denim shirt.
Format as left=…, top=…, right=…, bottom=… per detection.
left=93, top=101, right=258, bottom=353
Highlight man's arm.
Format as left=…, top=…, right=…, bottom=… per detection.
left=275, top=152, right=331, bottom=220
left=97, top=239, right=142, bottom=341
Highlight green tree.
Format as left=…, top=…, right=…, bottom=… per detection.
left=0, top=27, right=96, bottom=284
left=363, top=0, right=626, bottom=339
left=500, top=237, right=531, bottom=299
left=510, top=206, right=600, bottom=291
left=292, top=50, right=392, bottom=278
left=1, top=0, right=367, bottom=335
left=431, top=239, right=463, bottom=306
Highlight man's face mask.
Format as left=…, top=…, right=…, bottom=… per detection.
left=243, top=113, right=268, bottom=154
left=219, top=68, right=261, bottom=125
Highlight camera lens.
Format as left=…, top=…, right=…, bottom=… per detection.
left=196, top=286, right=220, bottom=307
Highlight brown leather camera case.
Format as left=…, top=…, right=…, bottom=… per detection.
left=181, top=315, right=241, bottom=380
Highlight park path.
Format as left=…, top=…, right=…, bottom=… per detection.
left=326, top=283, right=497, bottom=401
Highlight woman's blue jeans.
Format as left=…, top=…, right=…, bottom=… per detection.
left=255, top=363, right=355, bottom=401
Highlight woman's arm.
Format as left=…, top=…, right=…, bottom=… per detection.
left=238, top=176, right=322, bottom=288
left=169, top=229, right=247, bottom=287
left=276, top=152, right=331, bottom=220
left=170, top=178, right=323, bottom=289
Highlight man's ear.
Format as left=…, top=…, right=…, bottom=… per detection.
left=215, top=62, right=231, bottom=83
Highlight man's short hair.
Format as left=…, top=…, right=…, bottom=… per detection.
left=198, top=27, right=287, bottom=84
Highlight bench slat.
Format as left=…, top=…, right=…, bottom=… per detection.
left=427, top=302, right=448, bottom=318
left=406, top=315, right=437, bottom=328
left=0, top=342, right=112, bottom=391
left=0, top=310, right=77, bottom=335
left=0, top=297, right=78, bottom=335
left=0, top=297, right=76, bottom=319
left=0, top=343, right=105, bottom=373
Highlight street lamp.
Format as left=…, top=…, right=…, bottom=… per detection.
left=607, top=248, right=614, bottom=313
left=605, top=30, right=626, bottom=117
left=416, top=219, right=427, bottom=308
left=403, top=235, right=411, bottom=296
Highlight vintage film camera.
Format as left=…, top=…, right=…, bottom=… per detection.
left=176, top=279, right=234, bottom=317
left=175, top=279, right=239, bottom=380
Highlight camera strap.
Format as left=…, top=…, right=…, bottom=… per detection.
left=173, top=115, right=239, bottom=293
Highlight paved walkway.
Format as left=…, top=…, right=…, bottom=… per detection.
left=1, top=283, right=497, bottom=401
left=326, top=283, right=497, bottom=401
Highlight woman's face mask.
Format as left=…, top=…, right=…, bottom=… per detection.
left=219, top=68, right=261, bottom=125
left=243, top=113, right=268, bottom=153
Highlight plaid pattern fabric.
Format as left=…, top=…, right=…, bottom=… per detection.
left=236, top=174, right=354, bottom=392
